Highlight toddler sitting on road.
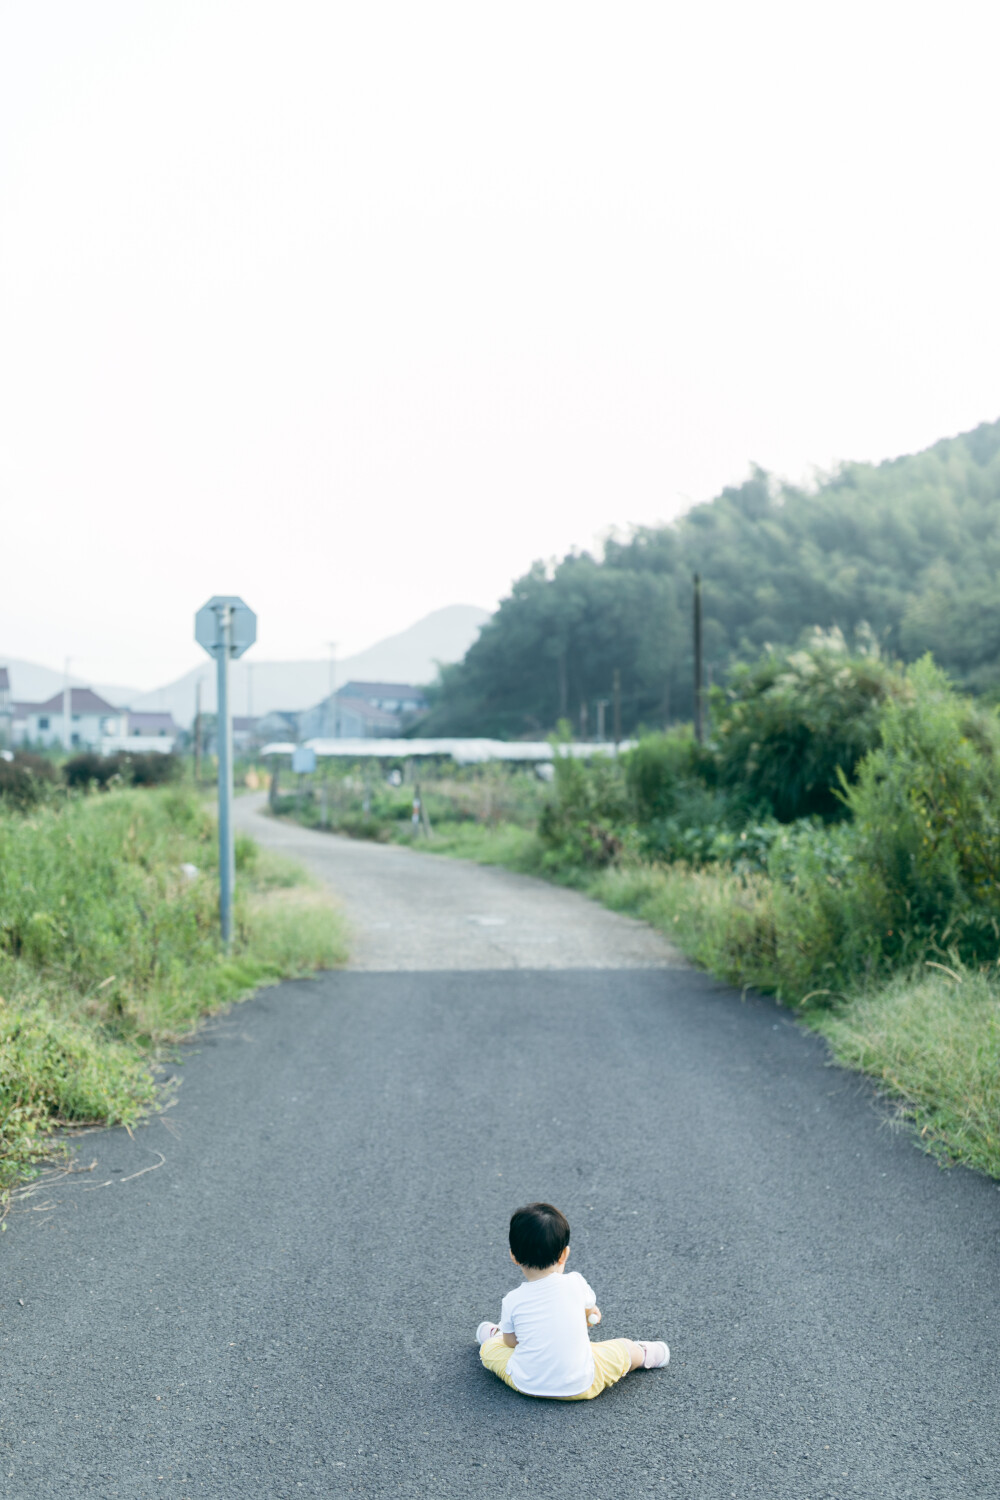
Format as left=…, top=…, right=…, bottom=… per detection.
left=476, top=1202, right=669, bottom=1400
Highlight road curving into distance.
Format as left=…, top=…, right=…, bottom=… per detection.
left=0, top=797, right=997, bottom=1497
left=232, top=792, right=685, bottom=970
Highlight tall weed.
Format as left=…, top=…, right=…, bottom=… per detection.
left=0, top=787, right=347, bottom=1196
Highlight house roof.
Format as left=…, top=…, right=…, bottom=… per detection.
left=335, top=696, right=403, bottom=729
left=127, top=711, right=177, bottom=733
left=256, top=710, right=299, bottom=728
left=336, top=681, right=428, bottom=701
left=232, top=717, right=258, bottom=731
left=30, top=688, right=123, bottom=716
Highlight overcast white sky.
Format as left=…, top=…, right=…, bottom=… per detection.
left=2, top=2, right=999, bottom=690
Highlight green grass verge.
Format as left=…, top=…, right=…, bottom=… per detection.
left=393, top=818, right=542, bottom=870
left=388, top=821, right=1000, bottom=1180
left=813, top=971, right=1000, bottom=1177
left=0, top=787, right=347, bottom=1201
left=593, top=860, right=1000, bottom=1179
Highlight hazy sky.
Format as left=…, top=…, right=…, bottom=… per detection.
left=3, top=2, right=999, bottom=690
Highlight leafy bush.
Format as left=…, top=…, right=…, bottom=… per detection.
left=639, top=785, right=739, bottom=865
left=830, top=657, right=1000, bottom=968
left=537, top=743, right=631, bottom=871
left=64, top=750, right=182, bottom=790
left=0, top=752, right=59, bottom=810
left=63, top=752, right=121, bottom=789
left=124, top=751, right=182, bottom=786
left=624, top=729, right=714, bottom=822
left=666, top=659, right=1000, bottom=1000
left=711, top=634, right=901, bottom=821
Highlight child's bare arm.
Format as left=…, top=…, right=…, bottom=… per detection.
left=502, top=1332, right=517, bottom=1348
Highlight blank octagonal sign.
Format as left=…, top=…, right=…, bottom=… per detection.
left=194, top=596, right=257, bottom=659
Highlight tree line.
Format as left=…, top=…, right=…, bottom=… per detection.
left=417, top=417, right=1000, bottom=738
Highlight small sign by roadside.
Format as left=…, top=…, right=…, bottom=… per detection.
left=195, top=595, right=256, bottom=945
left=195, top=596, right=257, bottom=658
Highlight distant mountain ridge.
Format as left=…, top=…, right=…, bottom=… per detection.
left=1, top=604, right=489, bottom=728
left=127, top=604, right=489, bottom=725
left=0, top=661, right=140, bottom=708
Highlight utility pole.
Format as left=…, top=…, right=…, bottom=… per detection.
left=693, top=573, right=704, bottom=744
left=596, top=698, right=609, bottom=742
left=613, top=668, right=622, bottom=747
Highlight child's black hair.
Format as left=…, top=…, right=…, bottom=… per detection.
left=509, top=1202, right=570, bottom=1270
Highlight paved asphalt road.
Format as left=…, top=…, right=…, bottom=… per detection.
left=231, top=795, right=683, bottom=970
left=1, top=808, right=998, bottom=1498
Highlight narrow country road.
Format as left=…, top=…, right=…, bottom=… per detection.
left=232, top=794, right=683, bottom=970
left=1, top=801, right=997, bottom=1498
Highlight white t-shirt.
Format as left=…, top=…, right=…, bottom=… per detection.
left=500, top=1269, right=597, bottom=1398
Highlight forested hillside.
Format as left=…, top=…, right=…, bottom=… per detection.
left=419, top=418, right=1000, bottom=737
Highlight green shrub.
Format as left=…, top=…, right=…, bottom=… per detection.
left=624, top=729, right=714, bottom=821
left=832, top=657, right=1000, bottom=969
left=711, top=635, right=901, bottom=821
left=669, top=659, right=1000, bottom=999
left=0, top=752, right=59, bottom=810
left=537, top=743, right=631, bottom=870
left=64, top=751, right=181, bottom=790
left=124, top=751, right=182, bottom=786
left=63, top=752, right=121, bottom=789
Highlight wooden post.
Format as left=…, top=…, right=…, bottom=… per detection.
left=596, top=699, right=608, bottom=741
left=693, top=573, right=704, bottom=744
left=613, top=668, right=622, bottom=747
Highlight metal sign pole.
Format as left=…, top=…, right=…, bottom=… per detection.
left=195, top=594, right=256, bottom=946
left=216, top=604, right=235, bottom=945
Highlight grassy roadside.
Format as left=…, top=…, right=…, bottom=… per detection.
left=390, top=817, right=1000, bottom=1179
left=0, top=787, right=347, bottom=1203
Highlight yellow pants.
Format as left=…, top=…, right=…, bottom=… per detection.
left=479, top=1334, right=632, bottom=1400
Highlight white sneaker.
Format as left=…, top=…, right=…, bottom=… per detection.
left=476, top=1321, right=501, bottom=1345
left=639, top=1340, right=670, bottom=1369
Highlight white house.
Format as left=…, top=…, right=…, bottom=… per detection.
left=17, top=688, right=128, bottom=749
left=99, top=710, right=180, bottom=756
